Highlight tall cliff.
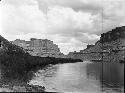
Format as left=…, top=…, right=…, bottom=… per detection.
left=100, top=26, right=125, bottom=43
left=67, top=26, right=125, bottom=62
left=11, top=38, right=65, bottom=58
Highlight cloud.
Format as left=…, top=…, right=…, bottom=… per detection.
left=36, top=0, right=102, bottom=14
left=46, top=6, right=93, bottom=35
left=1, top=0, right=125, bottom=54
left=1, top=2, right=47, bottom=35
left=1, top=0, right=37, bottom=6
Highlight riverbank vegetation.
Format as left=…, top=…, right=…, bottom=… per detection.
left=0, top=51, right=82, bottom=80
left=0, top=35, right=82, bottom=81
left=0, top=35, right=82, bottom=92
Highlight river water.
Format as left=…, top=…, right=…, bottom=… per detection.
left=29, top=61, right=124, bottom=93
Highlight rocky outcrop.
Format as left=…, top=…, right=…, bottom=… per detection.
left=11, top=38, right=65, bottom=58
left=100, top=26, right=125, bottom=43
left=0, top=35, right=27, bottom=55
left=67, top=26, right=125, bottom=62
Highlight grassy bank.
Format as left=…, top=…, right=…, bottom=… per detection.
left=0, top=50, right=82, bottom=80
left=0, top=35, right=82, bottom=92
left=0, top=50, right=82, bottom=92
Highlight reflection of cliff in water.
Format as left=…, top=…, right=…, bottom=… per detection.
left=86, top=63, right=102, bottom=80
left=86, top=63, right=124, bottom=90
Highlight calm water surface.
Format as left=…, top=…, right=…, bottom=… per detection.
left=29, top=61, right=124, bottom=93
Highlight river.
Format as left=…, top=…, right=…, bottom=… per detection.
left=28, top=61, right=124, bottom=93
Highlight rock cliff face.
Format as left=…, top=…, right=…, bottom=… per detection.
left=67, top=26, right=125, bottom=62
left=0, top=35, right=27, bottom=55
left=100, top=26, right=125, bottom=43
left=11, top=38, right=65, bottom=58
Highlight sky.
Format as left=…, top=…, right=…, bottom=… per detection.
left=0, top=0, right=125, bottom=54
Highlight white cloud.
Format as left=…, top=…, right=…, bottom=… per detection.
left=1, top=2, right=47, bottom=35
left=1, top=0, right=125, bottom=54
left=36, top=0, right=102, bottom=14
left=46, top=6, right=93, bottom=35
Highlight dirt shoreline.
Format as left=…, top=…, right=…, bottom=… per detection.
left=0, top=84, right=45, bottom=92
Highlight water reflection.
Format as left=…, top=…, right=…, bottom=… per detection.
left=29, top=62, right=124, bottom=93
left=86, top=62, right=124, bottom=93
left=0, top=62, right=124, bottom=92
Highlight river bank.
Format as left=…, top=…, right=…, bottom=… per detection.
left=0, top=82, right=45, bottom=92
left=0, top=34, right=83, bottom=92
left=0, top=56, right=82, bottom=92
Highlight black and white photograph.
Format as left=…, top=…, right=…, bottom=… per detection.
left=0, top=0, right=124, bottom=92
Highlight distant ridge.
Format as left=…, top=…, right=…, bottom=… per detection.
left=100, top=26, right=125, bottom=43
left=67, top=26, right=125, bottom=62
